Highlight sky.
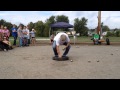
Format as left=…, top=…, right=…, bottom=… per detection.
left=0, top=11, right=120, bottom=29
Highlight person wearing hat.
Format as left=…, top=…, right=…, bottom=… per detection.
left=52, top=32, right=71, bottom=58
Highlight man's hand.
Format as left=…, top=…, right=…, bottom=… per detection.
left=56, top=46, right=61, bottom=58
left=58, top=54, right=62, bottom=58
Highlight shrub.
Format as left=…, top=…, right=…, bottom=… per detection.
left=115, top=31, right=120, bottom=37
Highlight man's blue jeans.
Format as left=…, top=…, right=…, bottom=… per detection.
left=52, top=41, right=71, bottom=57
left=19, top=37, right=23, bottom=47
left=13, top=36, right=17, bottom=45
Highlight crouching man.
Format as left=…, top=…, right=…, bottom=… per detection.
left=52, top=32, right=71, bottom=58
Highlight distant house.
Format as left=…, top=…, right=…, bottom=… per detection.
left=102, top=32, right=107, bottom=36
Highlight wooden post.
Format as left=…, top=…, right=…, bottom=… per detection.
left=97, top=11, right=101, bottom=36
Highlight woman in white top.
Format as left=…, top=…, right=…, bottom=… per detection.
left=30, top=28, right=36, bottom=46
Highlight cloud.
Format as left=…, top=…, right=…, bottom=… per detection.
left=0, top=11, right=51, bottom=25
left=0, top=11, right=120, bottom=29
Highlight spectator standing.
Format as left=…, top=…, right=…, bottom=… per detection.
left=11, top=24, right=18, bottom=46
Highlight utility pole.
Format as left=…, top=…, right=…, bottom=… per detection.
left=97, top=11, right=101, bottom=37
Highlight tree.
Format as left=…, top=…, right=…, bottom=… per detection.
left=106, top=31, right=114, bottom=37
left=74, top=17, right=88, bottom=36
left=0, top=19, right=13, bottom=30
left=102, top=25, right=110, bottom=32
left=28, top=22, right=35, bottom=31
left=45, top=15, right=56, bottom=24
left=101, top=22, right=110, bottom=32
left=56, top=15, right=69, bottom=23
left=34, top=21, right=45, bottom=37
left=115, top=30, right=120, bottom=37
left=83, top=27, right=89, bottom=36
left=0, top=19, right=6, bottom=26
left=55, top=15, right=70, bottom=31
left=45, top=16, right=56, bottom=36
left=43, top=23, right=49, bottom=37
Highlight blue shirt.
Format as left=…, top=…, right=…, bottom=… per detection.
left=11, top=27, right=18, bottom=37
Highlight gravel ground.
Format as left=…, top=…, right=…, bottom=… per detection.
left=0, top=45, right=120, bottom=79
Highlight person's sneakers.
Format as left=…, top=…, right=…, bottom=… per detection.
left=9, top=46, right=13, bottom=50
left=4, top=49, right=7, bottom=51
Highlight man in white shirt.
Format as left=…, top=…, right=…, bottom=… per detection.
left=52, top=32, right=71, bottom=58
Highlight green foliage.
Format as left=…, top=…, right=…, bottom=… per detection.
left=34, top=21, right=45, bottom=37
left=28, top=22, right=35, bottom=31
left=106, top=31, right=115, bottom=37
left=101, top=22, right=110, bottom=32
left=0, top=19, right=13, bottom=30
left=0, top=19, right=6, bottom=25
left=56, top=15, right=69, bottom=23
left=102, top=25, right=110, bottom=32
left=45, top=15, right=56, bottom=24
left=74, top=17, right=88, bottom=36
left=106, top=30, right=120, bottom=37
left=82, top=27, right=89, bottom=36
left=115, top=31, right=120, bottom=37
left=43, top=23, right=49, bottom=37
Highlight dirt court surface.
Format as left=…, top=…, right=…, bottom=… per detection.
left=0, top=45, right=120, bottom=79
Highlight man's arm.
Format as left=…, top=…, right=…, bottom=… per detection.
left=56, top=45, right=62, bottom=58
left=66, top=42, right=70, bottom=47
left=63, top=42, right=70, bottom=50
left=64, top=35, right=70, bottom=49
left=66, top=35, right=70, bottom=47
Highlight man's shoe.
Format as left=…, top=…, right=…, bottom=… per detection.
left=62, top=55, right=66, bottom=57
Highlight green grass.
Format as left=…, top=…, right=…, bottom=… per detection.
left=70, top=36, right=120, bottom=42
left=70, top=36, right=92, bottom=42
left=107, top=37, right=120, bottom=42
left=9, top=36, right=120, bottom=45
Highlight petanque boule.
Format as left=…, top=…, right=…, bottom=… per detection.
left=71, top=60, right=73, bottom=62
